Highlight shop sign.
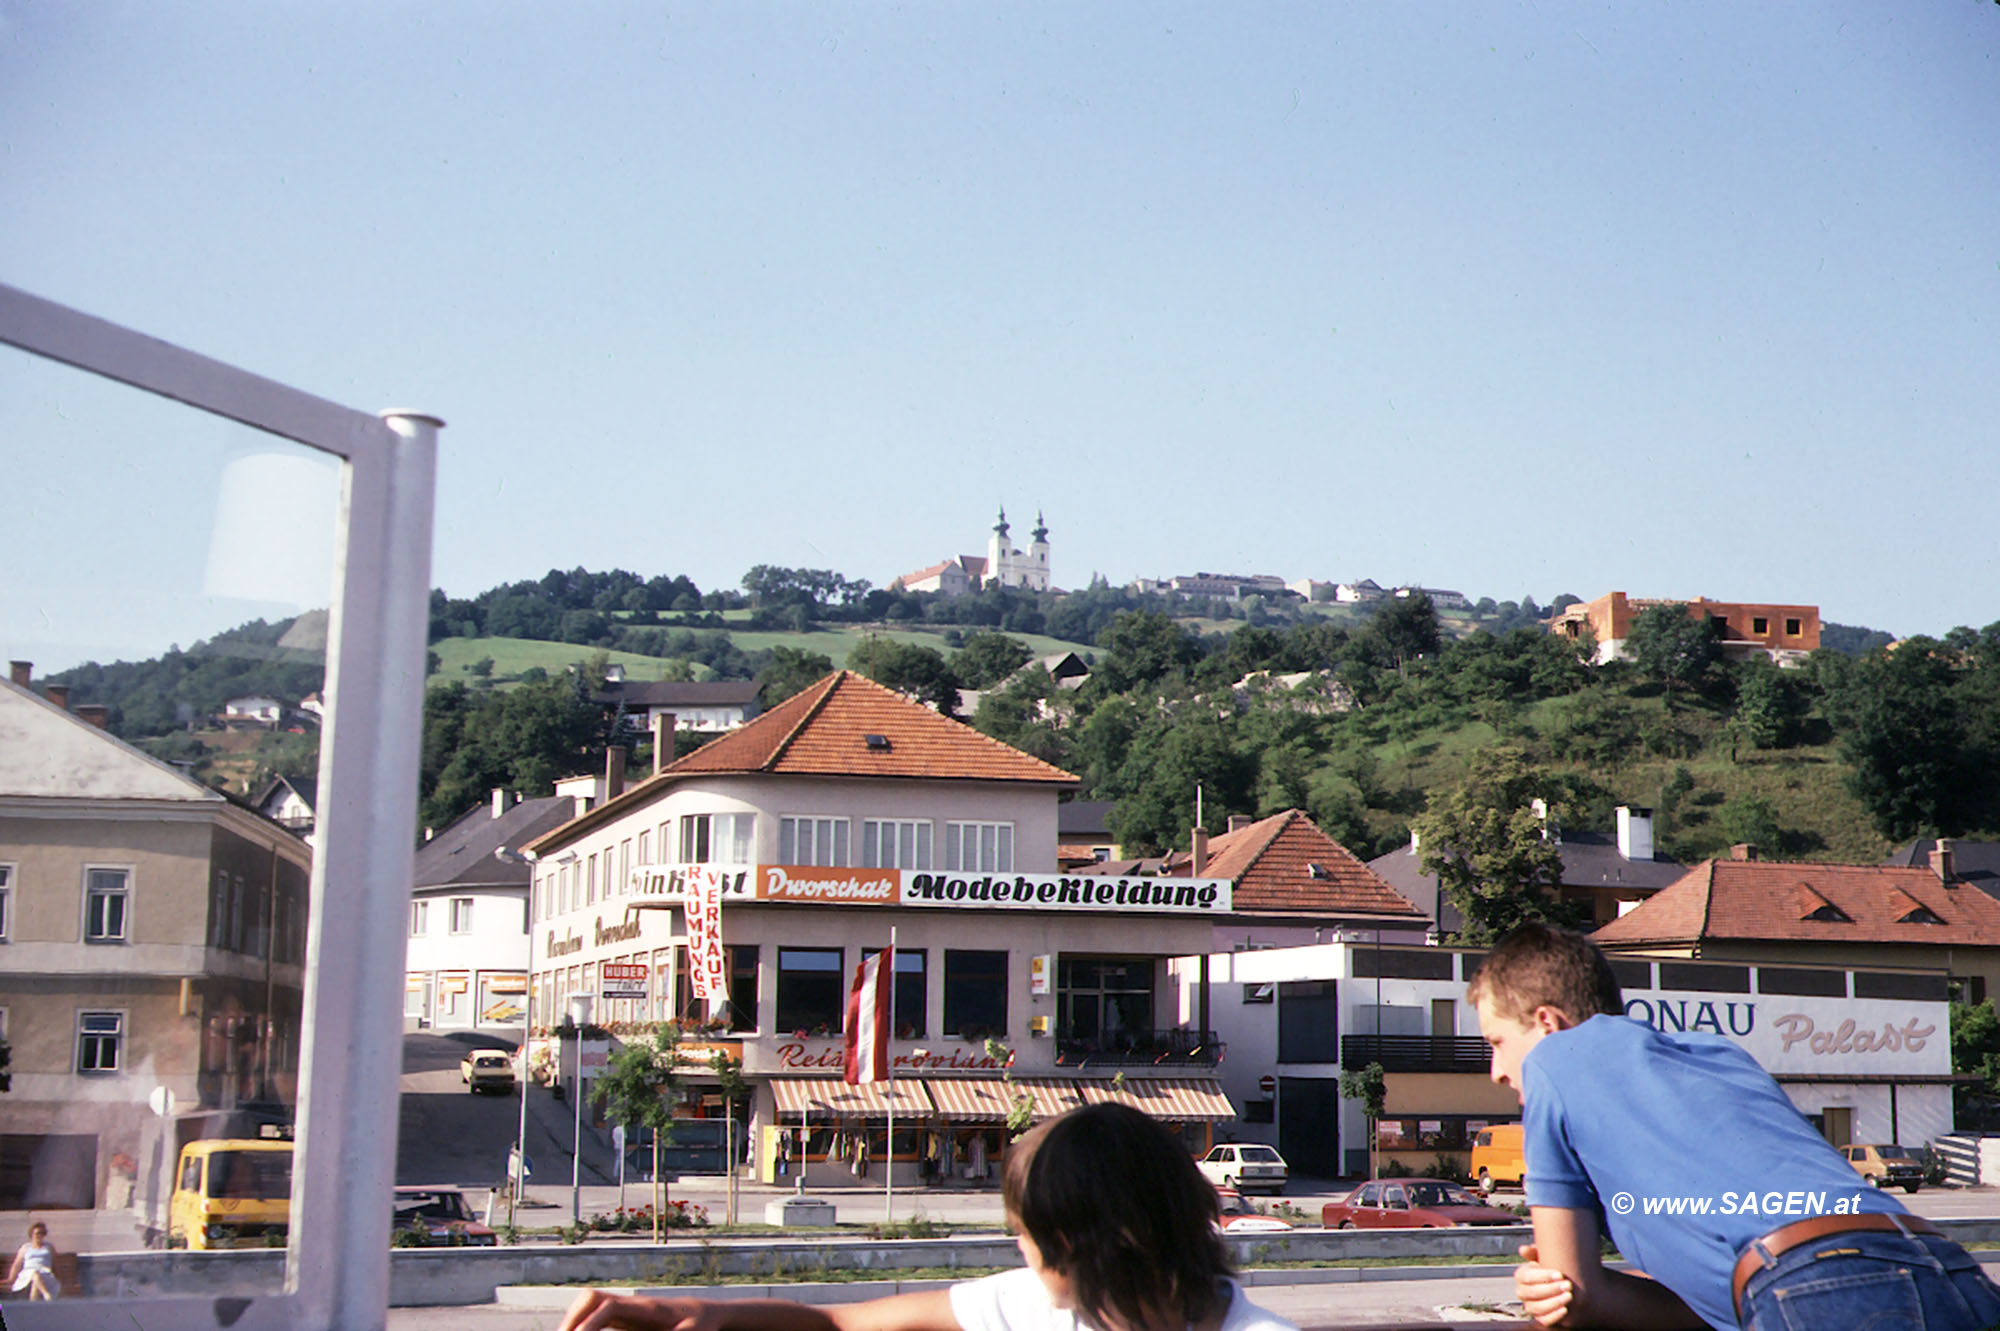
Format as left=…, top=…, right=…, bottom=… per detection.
left=772, top=1042, right=1012, bottom=1072
left=1030, top=954, right=1052, bottom=995
left=1621, top=988, right=1947, bottom=1076
left=600, top=963, right=648, bottom=1001
left=687, top=865, right=730, bottom=1004
left=903, top=872, right=1232, bottom=915
left=759, top=865, right=897, bottom=904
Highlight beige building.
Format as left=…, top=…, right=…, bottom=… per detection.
left=0, top=667, right=309, bottom=1209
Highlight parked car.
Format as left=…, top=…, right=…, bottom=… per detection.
left=1469, top=1123, right=1525, bottom=1191
left=1844, top=1143, right=1924, bottom=1193
left=392, top=1186, right=497, bottom=1246
left=460, top=1048, right=516, bottom=1094
left=1195, top=1143, right=1289, bottom=1195
left=1321, top=1179, right=1522, bottom=1229
left=1214, top=1186, right=1292, bottom=1233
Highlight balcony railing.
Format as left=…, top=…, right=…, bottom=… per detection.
left=1340, top=1034, right=1491, bottom=1074
left=1053, top=1028, right=1224, bottom=1068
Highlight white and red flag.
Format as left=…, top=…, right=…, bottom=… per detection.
left=843, top=946, right=894, bottom=1084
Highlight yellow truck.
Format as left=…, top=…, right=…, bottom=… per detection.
left=168, top=1138, right=292, bottom=1249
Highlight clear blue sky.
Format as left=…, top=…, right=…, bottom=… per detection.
left=6, top=2, right=1998, bottom=672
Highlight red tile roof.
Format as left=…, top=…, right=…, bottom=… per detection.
left=1590, top=858, right=2000, bottom=948
left=1167, top=810, right=1425, bottom=919
left=527, top=672, right=1076, bottom=854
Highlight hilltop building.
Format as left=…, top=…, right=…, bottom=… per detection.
left=1549, top=591, right=1821, bottom=666
left=894, top=507, right=1051, bottom=597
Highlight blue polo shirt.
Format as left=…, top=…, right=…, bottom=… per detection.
left=1521, top=1014, right=1906, bottom=1331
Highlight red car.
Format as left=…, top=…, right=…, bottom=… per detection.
left=1321, top=1179, right=1521, bottom=1229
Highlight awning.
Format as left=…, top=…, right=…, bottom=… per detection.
left=770, top=1078, right=930, bottom=1119
left=923, top=1078, right=1024, bottom=1121
left=1013, top=1077, right=1090, bottom=1121
left=1078, top=1077, right=1236, bottom=1121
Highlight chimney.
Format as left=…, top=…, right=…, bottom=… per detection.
left=44, top=684, right=70, bottom=710
left=491, top=788, right=513, bottom=820
left=1932, top=838, right=1957, bottom=886
left=75, top=704, right=110, bottom=729
left=651, top=712, right=677, bottom=774
left=8, top=661, right=30, bottom=688
left=1616, top=806, right=1654, bottom=862
left=1191, top=827, right=1209, bottom=876
left=1227, top=814, right=1254, bottom=834
left=1409, top=828, right=1421, bottom=854
left=1729, top=843, right=1758, bottom=862
left=605, top=745, right=626, bottom=801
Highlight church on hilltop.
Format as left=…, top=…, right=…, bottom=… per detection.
left=893, top=506, right=1051, bottom=597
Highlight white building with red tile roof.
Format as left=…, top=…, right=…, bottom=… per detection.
left=521, top=671, right=1243, bottom=1187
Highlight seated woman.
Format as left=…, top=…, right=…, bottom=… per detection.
left=560, top=1102, right=1296, bottom=1331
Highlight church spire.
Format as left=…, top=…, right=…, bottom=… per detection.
left=993, top=505, right=1010, bottom=539
left=1031, top=508, right=1048, bottom=544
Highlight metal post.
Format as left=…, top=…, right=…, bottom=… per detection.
left=569, top=994, right=594, bottom=1226
left=885, top=926, right=898, bottom=1223
left=514, top=942, right=533, bottom=1210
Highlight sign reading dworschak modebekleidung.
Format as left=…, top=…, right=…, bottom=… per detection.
left=627, top=864, right=1233, bottom=914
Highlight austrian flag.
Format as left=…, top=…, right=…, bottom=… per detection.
left=843, top=946, right=894, bottom=1084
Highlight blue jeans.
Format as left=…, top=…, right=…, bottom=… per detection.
left=1738, top=1229, right=2000, bottom=1330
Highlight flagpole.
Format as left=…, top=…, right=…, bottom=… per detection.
left=885, top=924, right=897, bottom=1224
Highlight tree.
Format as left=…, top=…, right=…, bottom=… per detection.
left=1361, top=594, right=1441, bottom=676
left=708, top=1050, right=749, bottom=1225
left=1952, top=1000, right=2000, bottom=1118
left=1413, top=750, right=1586, bottom=943
left=846, top=637, right=959, bottom=715
left=592, top=1025, right=684, bottom=1242
left=1624, top=603, right=1720, bottom=702
left=757, top=647, right=834, bottom=710
left=1338, top=1062, right=1386, bottom=1181
left=1834, top=640, right=1975, bottom=839
left=1718, top=795, right=1781, bottom=854
left=954, top=632, right=1035, bottom=691
left=1094, top=611, right=1200, bottom=692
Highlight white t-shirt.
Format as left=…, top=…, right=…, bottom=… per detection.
left=948, top=1268, right=1296, bottom=1331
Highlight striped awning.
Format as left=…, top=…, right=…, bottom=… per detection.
left=1013, top=1077, right=1090, bottom=1121
left=1078, top=1077, right=1236, bottom=1121
left=770, top=1078, right=930, bottom=1119
left=922, top=1078, right=1023, bottom=1121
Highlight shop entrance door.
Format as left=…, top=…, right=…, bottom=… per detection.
left=1277, top=1077, right=1342, bottom=1180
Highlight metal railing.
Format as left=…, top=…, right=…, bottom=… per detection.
left=1340, top=1034, right=1491, bottom=1073
left=1053, top=1028, right=1224, bottom=1068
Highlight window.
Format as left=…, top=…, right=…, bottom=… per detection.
left=449, top=898, right=474, bottom=934
left=0, top=863, right=11, bottom=941
left=865, top=946, right=928, bottom=1037
left=78, top=1010, right=123, bottom=1072
left=84, top=867, right=130, bottom=942
left=675, top=943, right=760, bottom=1032
left=778, top=816, right=848, bottom=867
left=943, top=949, right=1008, bottom=1039
left=1752, top=616, right=1768, bottom=635
left=943, top=821, right=1012, bottom=872
left=619, top=840, right=631, bottom=895
left=636, top=830, right=651, bottom=867
left=409, top=901, right=429, bottom=937
left=1786, top=618, right=1803, bottom=636
left=1058, top=957, right=1154, bottom=1052
left=862, top=819, right=932, bottom=869
left=776, top=947, right=845, bottom=1034
left=681, top=812, right=755, bottom=864
left=586, top=853, right=597, bottom=904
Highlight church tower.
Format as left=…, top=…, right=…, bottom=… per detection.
left=1028, top=510, right=1051, bottom=587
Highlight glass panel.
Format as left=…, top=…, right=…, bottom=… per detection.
left=2, top=347, right=335, bottom=1287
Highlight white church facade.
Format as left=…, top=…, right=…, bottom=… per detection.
left=895, top=507, right=1051, bottom=597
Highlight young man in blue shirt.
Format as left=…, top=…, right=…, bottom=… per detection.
left=1469, top=924, right=2000, bottom=1330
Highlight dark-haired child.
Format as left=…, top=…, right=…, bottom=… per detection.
left=559, top=1102, right=1296, bottom=1331
left=1471, top=923, right=2000, bottom=1329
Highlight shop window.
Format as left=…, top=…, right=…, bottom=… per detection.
left=675, top=943, right=760, bottom=1032
left=943, top=949, right=1007, bottom=1039
left=864, top=946, right=928, bottom=1037
left=776, top=947, right=845, bottom=1035
left=778, top=815, right=848, bottom=867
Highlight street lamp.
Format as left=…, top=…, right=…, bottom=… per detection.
left=568, top=994, right=594, bottom=1225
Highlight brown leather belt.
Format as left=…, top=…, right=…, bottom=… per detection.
left=1730, top=1212, right=1941, bottom=1319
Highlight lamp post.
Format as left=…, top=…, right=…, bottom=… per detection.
left=568, top=994, right=594, bottom=1225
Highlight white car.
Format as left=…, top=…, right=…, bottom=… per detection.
left=1196, top=1143, right=1289, bottom=1195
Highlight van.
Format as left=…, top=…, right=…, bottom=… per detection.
left=1469, top=1123, right=1525, bottom=1191
left=168, top=1139, right=292, bottom=1249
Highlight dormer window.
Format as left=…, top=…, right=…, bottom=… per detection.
left=1306, top=863, right=1332, bottom=880
left=864, top=734, right=892, bottom=751
left=1899, top=906, right=1945, bottom=926
left=1805, top=904, right=1852, bottom=923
